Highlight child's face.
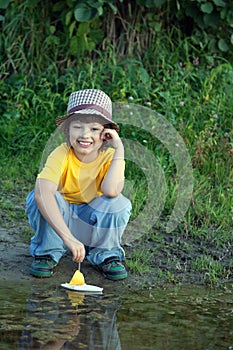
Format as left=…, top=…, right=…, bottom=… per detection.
left=69, top=119, right=105, bottom=162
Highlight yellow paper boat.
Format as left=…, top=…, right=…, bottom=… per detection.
left=61, top=283, right=103, bottom=294
left=69, top=270, right=85, bottom=286
left=61, top=269, right=103, bottom=294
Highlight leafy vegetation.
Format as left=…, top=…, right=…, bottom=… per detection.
left=0, top=0, right=232, bottom=285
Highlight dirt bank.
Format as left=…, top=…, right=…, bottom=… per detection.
left=1, top=222, right=232, bottom=289
left=0, top=189, right=232, bottom=288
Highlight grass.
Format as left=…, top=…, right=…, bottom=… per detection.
left=125, top=249, right=151, bottom=276
left=1, top=17, right=232, bottom=285
left=191, top=256, right=227, bottom=286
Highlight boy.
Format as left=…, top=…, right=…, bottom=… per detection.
left=26, top=89, right=132, bottom=280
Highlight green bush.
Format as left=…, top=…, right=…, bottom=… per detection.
left=1, top=0, right=233, bottom=76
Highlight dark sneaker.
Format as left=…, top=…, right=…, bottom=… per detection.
left=29, top=255, right=57, bottom=278
left=98, top=256, right=128, bottom=281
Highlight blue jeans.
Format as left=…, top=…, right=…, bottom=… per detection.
left=26, top=191, right=132, bottom=265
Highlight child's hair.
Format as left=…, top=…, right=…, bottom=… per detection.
left=59, top=114, right=119, bottom=150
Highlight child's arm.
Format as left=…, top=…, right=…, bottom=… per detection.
left=101, top=129, right=125, bottom=197
left=34, top=178, right=85, bottom=262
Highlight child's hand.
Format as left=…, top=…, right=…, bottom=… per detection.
left=101, top=128, right=122, bottom=149
left=64, top=237, right=85, bottom=262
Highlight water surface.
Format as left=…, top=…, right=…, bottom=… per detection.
left=0, top=280, right=232, bottom=349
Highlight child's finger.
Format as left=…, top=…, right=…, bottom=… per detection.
left=104, top=132, right=112, bottom=140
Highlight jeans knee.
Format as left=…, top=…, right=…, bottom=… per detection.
left=101, top=194, right=132, bottom=214
left=89, top=195, right=131, bottom=228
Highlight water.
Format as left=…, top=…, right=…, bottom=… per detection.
left=0, top=280, right=232, bottom=349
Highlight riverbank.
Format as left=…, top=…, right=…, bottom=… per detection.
left=1, top=189, right=232, bottom=288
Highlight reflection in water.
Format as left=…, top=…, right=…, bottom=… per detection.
left=18, top=284, right=121, bottom=349
left=117, top=286, right=233, bottom=350
left=0, top=281, right=232, bottom=350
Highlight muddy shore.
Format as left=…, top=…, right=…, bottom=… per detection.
left=1, top=221, right=232, bottom=289
left=0, top=189, right=232, bottom=288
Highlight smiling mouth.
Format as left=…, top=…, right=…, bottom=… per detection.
left=78, top=140, right=92, bottom=148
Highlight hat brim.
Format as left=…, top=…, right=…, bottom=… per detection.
left=56, top=109, right=119, bottom=132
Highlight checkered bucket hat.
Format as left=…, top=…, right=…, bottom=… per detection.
left=56, top=89, right=119, bottom=131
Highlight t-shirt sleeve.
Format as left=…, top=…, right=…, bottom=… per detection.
left=37, top=144, right=68, bottom=185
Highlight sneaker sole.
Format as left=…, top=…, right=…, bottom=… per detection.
left=103, top=272, right=128, bottom=281
left=29, top=268, right=54, bottom=278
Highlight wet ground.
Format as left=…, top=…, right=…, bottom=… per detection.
left=1, top=222, right=232, bottom=288
left=1, top=188, right=232, bottom=287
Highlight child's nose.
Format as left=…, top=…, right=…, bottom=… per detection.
left=81, top=128, right=90, bottom=137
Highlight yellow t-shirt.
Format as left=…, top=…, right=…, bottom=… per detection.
left=37, top=143, right=115, bottom=204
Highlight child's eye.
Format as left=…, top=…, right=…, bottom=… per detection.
left=92, top=128, right=101, bottom=131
